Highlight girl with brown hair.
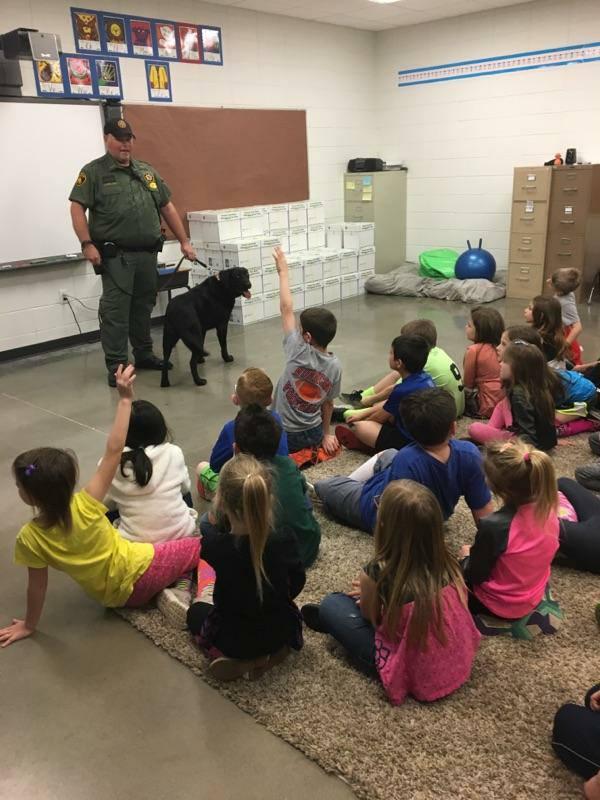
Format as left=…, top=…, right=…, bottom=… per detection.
left=463, top=305, right=505, bottom=417
left=525, top=295, right=567, bottom=367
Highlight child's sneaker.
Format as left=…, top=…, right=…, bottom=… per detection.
left=301, top=603, right=328, bottom=633
left=196, top=480, right=215, bottom=502
left=208, top=654, right=269, bottom=682
left=157, top=586, right=192, bottom=630
left=340, top=390, right=364, bottom=407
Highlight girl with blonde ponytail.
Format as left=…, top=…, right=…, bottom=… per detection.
left=186, top=454, right=306, bottom=682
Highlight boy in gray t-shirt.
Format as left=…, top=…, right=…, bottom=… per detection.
left=272, top=247, right=342, bottom=455
left=550, top=267, right=583, bottom=365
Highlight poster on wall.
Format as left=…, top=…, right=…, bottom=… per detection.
left=95, top=57, right=123, bottom=98
left=129, top=18, right=154, bottom=57
left=177, top=23, right=200, bottom=62
left=145, top=60, right=172, bottom=101
left=200, top=26, right=223, bottom=65
left=34, top=59, right=66, bottom=96
left=154, top=22, right=178, bottom=59
left=103, top=15, right=128, bottom=54
left=65, top=55, right=94, bottom=95
left=71, top=9, right=102, bottom=52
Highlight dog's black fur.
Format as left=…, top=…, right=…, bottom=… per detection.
left=161, top=267, right=252, bottom=387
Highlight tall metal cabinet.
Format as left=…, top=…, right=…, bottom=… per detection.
left=344, top=170, right=407, bottom=273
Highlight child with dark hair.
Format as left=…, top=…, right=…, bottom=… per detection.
left=335, top=334, right=434, bottom=453
left=525, top=295, right=567, bottom=367
left=314, top=388, right=493, bottom=532
left=550, top=267, right=583, bottom=365
left=271, top=247, right=341, bottom=456
left=463, top=305, right=504, bottom=417
left=103, top=399, right=198, bottom=543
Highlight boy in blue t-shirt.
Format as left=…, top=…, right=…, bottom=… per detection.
left=196, top=367, right=287, bottom=499
left=336, top=334, right=434, bottom=453
left=316, top=388, right=494, bottom=533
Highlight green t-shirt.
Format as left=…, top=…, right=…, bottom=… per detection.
left=270, top=456, right=321, bottom=568
left=425, top=346, right=465, bottom=416
left=69, top=153, right=171, bottom=248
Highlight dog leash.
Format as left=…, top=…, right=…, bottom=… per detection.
left=159, top=255, right=213, bottom=294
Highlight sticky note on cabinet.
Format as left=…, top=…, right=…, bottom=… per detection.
left=527, top=174, right=536, bottom=181
left=346, top=181, right=356, bottom=190
left=362, top=191, right=372, bottom=202
left=362, top=176, right=372, bottom=186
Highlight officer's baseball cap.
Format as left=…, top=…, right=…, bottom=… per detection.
left=103, top=118, right=136, bottom=140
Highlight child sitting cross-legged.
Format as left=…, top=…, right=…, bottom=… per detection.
left=301, top=480, right=481, bottom=705
left=314, top=388, right=493, bottom=533
left=196, top=367, right=288, bottom=499
left=335, top=334, right=433, bottom=454
left=463, top=305, right=504, bottom=418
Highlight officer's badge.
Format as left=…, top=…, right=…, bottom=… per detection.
left=148, top=181, right=158, bottom=190
left=117, top=119, right=127, bottom=129
left=75, top=171, right=86, bottom=186
left=144, top=172, right=154, bottom=183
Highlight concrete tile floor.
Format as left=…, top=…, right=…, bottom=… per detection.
left=1, top=293, right=599, bottom=800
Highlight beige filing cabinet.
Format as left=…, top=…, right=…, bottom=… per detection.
left=344, top=170, right=407, bottom=273
left=507, top=164, right=600, bottom=300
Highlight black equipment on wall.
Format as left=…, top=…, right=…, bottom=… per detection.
left=565, top=148, right=577, bottom=165
left=1, top=28, right=61, bottom=61
left=347, top=158, right=385, bottom=173
left=0, top=52, right=22, bottom=96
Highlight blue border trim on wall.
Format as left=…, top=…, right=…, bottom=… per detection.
left=398, top=40, right=600, bottom=86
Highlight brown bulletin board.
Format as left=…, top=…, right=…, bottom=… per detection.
left=123, top=104, right=309, bottom=236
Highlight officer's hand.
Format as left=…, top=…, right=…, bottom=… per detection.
left=83, top=242, right=102, bottom=266
left=181, top=241, right=197, bottom=261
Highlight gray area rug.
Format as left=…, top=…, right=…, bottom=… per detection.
left=365, top=263, right=506, bottom=304
left=118, top=428, right=599, bottom=800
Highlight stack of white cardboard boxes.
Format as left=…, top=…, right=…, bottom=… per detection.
left=187, top=201, right=375, bottom=325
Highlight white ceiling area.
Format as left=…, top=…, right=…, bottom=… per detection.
left=207, top=0, right=536, bottom=31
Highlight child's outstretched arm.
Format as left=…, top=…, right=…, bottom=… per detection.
left=0, top=567, right=48, bottom=647
left=85, top=364, right=135, bottom=503
left=273, top=246, right=295, bottom=335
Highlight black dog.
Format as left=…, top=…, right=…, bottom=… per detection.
left=161, top=267, right=252, bottom=387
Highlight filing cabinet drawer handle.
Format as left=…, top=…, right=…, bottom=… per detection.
left=521, top=185, right=537, bottom=189
left=558, top=252, right=573, bottom=256
left=520, top=217, right=536, bottom=221
left=560, top=220, right=575, bottom=224
left=517, top=247, right=532, bottom=252
left=563, top=188, right=578, bottom=193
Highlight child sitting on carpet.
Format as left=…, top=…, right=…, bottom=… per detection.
left=271, top=246, right=341, bottom=457
left=335, top=334, right=433, bottom=453
left=313, top=388, right=493, bottom=533
left=460, top=439, right=562, bottom=620
left=103, top=399, right=198, bottom=543
left=0, top=366, right=201, bottom=648
left=550, top=267, right=583, bottom=366
left=301, top=480, right=480, bottom=705
left=196, top=367, right=288, bottom=499
left=340, top=318, right=465, bottom=419
left=463, top=305, right=504, bottom=417
left=186, top=453, right=306, bottom=682
left=468, top=340, right=558, bottom=451
left=525, top=295, right=568, bottom=368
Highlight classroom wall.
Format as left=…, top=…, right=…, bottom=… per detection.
left=375, top=0, right=600, bottom=269
left=0, top=1, right=376, bottom=353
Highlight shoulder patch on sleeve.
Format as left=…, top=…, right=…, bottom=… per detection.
left=75, top=171, right=87, bottom=187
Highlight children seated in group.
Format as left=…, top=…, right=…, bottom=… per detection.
left=335, top=334, right=433, bottom=453
left=196, top=367, right=288, bottom=499
left=550, top=267, right=583, bottom=365
left=272, top=246, right=341, bottom=456
left=313, top=388, right=493, bottom=533
left=524, top=295, right=568, bottom=368
left=468, top=339, right=558, bottom=451
left=103, top=399, right=198, bottom=543
left=463, top=305, right=504, bottom=417
left=186, top=453, right=306, bottom=682
left=339, top=318, right=465, bottom=420
left=0, top=366, right=202, bottom=648
left=301, top=480, right=480, bottom=706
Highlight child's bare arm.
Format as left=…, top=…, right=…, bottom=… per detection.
left=0, top=567, right=48, bottom=647
left=273, top=247, right=295, bottom=335
left=321, top=400, right=339, bottom=454
left=565, top=320, right=583, bottom=344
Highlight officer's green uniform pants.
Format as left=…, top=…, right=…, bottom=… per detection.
left=99, top=251, right=158, bottom=373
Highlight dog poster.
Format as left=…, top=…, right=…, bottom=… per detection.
left=145, top=60, right=172, bottom=102
left=129, top=18, right=154, bottom=57
left=154, top=22, right=177, bottom=59
left=103, top=15, right=128, bottom=55
left=72, top=9, right=102, bottom=52
left=65, top=56, right=94, bottom=95
left=34, top=59, right=66, bottom=96
left=177, top=24, right=200, bottom=62
left=201, top=26, right=223, bottom=65
left=95, top=58, right=122, bottom=98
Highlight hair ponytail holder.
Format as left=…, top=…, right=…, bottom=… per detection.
left=523, top=452, right=531, bottom=462
left=24, top=463, right=37, bottom=476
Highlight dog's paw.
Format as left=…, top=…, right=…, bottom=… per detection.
left=202, top=349, right=210, bottom=357
left=194, top=377, right=208, bottom=386
left=222, top=354, right=234, bottom=363
left=160, top=378, right=170, bottom=388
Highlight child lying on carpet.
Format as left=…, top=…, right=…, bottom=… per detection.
left=313, top=388, right=493, bottom=533
left=301, top=480, right=480, bottom=705
left=0, top=366, right=201, bottom=648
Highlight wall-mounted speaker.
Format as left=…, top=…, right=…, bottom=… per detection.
left=1, top=28, right=61, bottom=61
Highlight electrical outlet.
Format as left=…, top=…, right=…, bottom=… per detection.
left=59, top=290, right=69, bottom=304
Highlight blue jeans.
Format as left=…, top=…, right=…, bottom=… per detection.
left=286, top=424, right=323, bottom=454
left=319, top=593, right=377, bottom=676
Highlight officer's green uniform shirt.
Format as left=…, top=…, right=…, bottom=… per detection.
left=69, top=153, right=171, bottom=249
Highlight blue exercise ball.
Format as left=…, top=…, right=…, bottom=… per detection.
left=455, top=239, right=496, bottom=280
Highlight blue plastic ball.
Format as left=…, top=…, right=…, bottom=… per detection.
left=455, top=239, right=496, bottom=281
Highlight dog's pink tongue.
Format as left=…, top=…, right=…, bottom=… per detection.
left=243, top=290, right=252, bottom=299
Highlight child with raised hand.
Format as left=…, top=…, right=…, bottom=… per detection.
left=186, top=453, right=306, bottom=682
left=463, top=305, right=504, bottom=417
left=524, top=295, right=567, bottom=367
left=468, top=340, right=558, bottom=451
left=460, top=439, right=561, bottom=620
left=103, top=399, right=198, bottom=542
left=1, top=366, right=200, bottom=648
left=550, top=267, right=583, bottom=365
left=301, top=480, right=480, bottom=705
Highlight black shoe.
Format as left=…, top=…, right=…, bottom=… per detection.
left=107, top=372, right=117, bottom=388
left=340, top=390, right=364, bottom=408
left=332, top=405, right=351, bottom=423
left=301, top=603, right=328, bottom=633
left=135, top=355, right=173, bottom=371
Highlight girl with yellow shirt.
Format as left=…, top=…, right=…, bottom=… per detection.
left=0, top=365, right=200, bottom=648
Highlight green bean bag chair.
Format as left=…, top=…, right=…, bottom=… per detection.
left=419, top=248, right=459, bottom=279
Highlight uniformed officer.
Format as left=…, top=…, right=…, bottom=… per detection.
left=69, top=118, right=196, bottom=386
